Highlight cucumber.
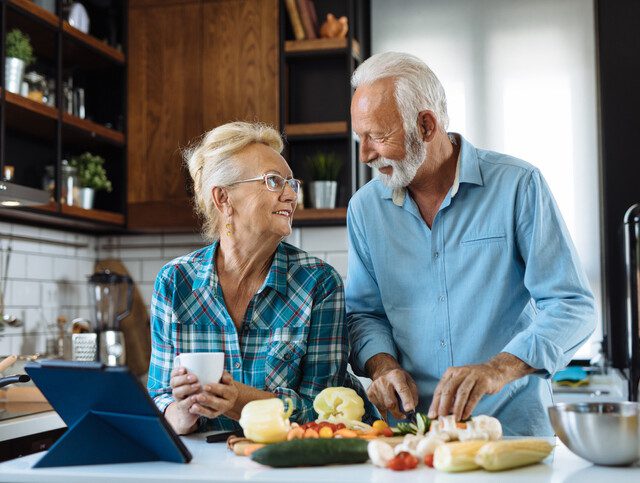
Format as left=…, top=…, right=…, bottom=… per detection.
left=250, top=438, right=369, bottom=467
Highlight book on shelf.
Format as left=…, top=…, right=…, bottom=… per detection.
left=306, top=0, right=318, bottom=33
left=297, top=0, right=317, bottom=39
left=284, top=0, right=306, bottom=40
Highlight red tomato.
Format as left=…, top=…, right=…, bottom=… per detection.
left=386, top=452, right=418, bottom=471
left=335, top=423, right=346, bottom=430
left=424, top=454, right=434, bottom=467
left=381, top=427, right=394, bottom=437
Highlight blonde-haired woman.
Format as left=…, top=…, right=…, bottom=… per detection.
left=148, top=122, right=370, bottom=434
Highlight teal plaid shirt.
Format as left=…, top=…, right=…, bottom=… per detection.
left=148, top=241, right=370, bottom=431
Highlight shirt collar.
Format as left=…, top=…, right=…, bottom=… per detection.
left=383, top=132, right=483, bottom=206
left=192, top=240, right=288, bottom=297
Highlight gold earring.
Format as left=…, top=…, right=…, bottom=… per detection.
left=226, top=223, right=233, bottom=236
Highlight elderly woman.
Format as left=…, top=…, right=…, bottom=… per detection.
left=148, top=121, right=368, bottom=434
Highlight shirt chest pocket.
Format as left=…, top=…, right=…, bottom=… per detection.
left=460, top=232, right=507, bottom=247
left=264, top=337, right=307, bottom=391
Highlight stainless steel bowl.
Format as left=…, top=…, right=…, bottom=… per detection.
left=548, top=402, right=640, bottom=466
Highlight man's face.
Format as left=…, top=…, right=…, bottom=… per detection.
left=351, top=79, right=427, bottom=189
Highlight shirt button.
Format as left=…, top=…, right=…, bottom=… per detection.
left=434, top=252, right=440, bottom=259
left=234, top=361, right=241, bottom=369
left=440, top=340, right=447, bottom=348
left=284, top=353, right=292, bottom=361
left=439, top=295, right=446, bottom=302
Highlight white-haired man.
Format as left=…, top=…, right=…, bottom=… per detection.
left=346, top=52, right=595, bottom=436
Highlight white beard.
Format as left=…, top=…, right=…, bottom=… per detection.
left=369, top=131, right=427, bottom=189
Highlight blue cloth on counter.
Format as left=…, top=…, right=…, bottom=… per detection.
left=552, top=366, right=588, bottom=383
left=346, top=133, right=596, bottom=437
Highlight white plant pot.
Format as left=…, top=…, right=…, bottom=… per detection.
left=79, top=187, right=95, bottom=210
left=310, top=181, right=337, bottom=209
left=4, top=57, right=25, bottom=94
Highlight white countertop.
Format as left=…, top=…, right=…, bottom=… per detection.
left=0, top=410, right=65, bottom=442
left=0, top=433, right=638, bottom=483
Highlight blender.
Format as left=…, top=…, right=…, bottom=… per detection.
left=88, top=269, right=133, bottom=366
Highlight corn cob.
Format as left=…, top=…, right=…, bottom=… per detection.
left=433, top=440, right=487, bottom=472
left=475, top=439, right=554, bottom=471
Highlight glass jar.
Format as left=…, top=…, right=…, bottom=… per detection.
left=23, top=71, right=47, bottom=104
left=61, top=160, right=80, bottom=206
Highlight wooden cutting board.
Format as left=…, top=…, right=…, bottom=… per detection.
left=94, top=260, right=151, bottom=376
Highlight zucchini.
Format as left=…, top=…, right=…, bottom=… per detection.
left=250, top=438, right=369, bottom=467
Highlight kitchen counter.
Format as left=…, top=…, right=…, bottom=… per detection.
left=0, top=434, right=638, bottom=483
left=0, top=409, right=64, bottom=443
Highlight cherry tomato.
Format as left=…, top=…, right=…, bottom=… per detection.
left=335, top=423, right=346, bottom=430
left=386, top=452, right=419, bottom=471
left=381, top=427, right=394, bottom=437
left=424, top=454, right=434, bottom=467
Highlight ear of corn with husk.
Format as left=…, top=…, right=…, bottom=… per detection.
left=433, top=440, right=487, bottom=472
left=474, top=439, right=554, bottom=471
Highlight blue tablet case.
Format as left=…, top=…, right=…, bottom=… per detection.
left=25, top=360, right=192, bottom=468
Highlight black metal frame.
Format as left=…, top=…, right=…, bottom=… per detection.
left=278, top=0, right=371, bottom=223
left=0, top=0, right=127, bottom=228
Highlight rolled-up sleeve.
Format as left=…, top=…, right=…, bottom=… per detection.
left=147, top=266, right=176, bottom=413
left=502, top=169, right=596, bottom=375
left=346, top=202, right=398, bottom=375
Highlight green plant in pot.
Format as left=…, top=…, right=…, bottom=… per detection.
left=308, top=152, right=342, bottom=209
left=70, top=152, right=112, bottom=210
left=5, top=29, right=36, bottom=94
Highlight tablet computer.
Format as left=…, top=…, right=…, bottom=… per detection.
left=25, top=360, right=192, bottom=467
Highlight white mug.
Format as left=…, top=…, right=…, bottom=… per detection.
left=173, top=352, right=225, bottom=386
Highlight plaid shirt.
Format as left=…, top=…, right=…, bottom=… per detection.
left=148, top=241, right=369, bottom=431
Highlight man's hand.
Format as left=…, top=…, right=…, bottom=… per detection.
left=428, top=353, right=534, bottom=421
left=365, top=353, right=419, bottom=420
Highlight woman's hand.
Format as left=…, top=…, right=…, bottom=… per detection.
left=189, top=371, right=239, bottom=420
left=165, top=366, right=202, bottom=435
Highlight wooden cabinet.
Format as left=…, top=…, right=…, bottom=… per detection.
left=127, top=0, right=279, bottom=231
left=0, top=0, right=127, bottom=230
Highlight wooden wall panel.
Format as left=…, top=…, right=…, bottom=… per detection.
left=202, top=0, right=279, bottom=130
left=128, top=1, right=203, bottom=204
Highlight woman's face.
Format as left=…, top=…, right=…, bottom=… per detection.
left=226, top=143, right=297, bottom=241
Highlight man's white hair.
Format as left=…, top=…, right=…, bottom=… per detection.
left=351, top=52, right=449, bottom=133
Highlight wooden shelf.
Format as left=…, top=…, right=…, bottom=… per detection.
left=3, top=89, right=58, bottom=141
left=285, top=121, right=348, bottom=138
left=62, top=113, right=125, bottom=146
left=63, top=22, right=125, bottom=65
left=284, top=38, right=361, bottom=60
left=60, top=204, right=125, bottom=226
left=293, top=208, right=347, bottom=226
left=7, top=0, right=59, bottom=29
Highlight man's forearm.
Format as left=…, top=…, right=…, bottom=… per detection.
left=486, top=352, right=535, bottom=383
left=365, top=353, right=402, bottom=380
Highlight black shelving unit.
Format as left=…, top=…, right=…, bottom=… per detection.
left=279, top=0, right=371, bottom=223
left=0, top=0, right=127, bottom=230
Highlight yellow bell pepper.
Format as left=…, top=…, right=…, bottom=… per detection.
left=313, top=387, right=365, bottom=422
left=239, top=397, right=294, bottom=443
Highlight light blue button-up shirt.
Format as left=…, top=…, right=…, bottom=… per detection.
left=346, top=134, right=596, bottom=436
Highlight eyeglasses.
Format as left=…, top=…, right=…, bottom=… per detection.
left=230, top=173, right=301, bottom=194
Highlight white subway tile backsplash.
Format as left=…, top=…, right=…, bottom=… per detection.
left=141, top=259, right=168, bottom=284
left=0, top=222, right=347, bottom=359
left=52, top=256, right=78, bottom=282
left=299, top=227, right=347, bottom=252
left=326, top=252, right=348, bottom=278
left=6, top=280, right=41, bottom=306
left=25, top=254, right=54, bottom=280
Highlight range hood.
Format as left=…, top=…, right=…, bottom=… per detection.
left=0, top=181, right=50, bottom=207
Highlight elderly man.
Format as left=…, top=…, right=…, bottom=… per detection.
left=346, top=52, right=595, bottom=436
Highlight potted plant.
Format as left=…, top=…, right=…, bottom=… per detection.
left=70, top=152, right=112, bottom=209
left=5, top=29, right=35, bottom=94
left=308, top=152, right=342, bottom=209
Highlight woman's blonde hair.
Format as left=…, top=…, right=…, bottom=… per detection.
left=184, top=121, right=284, bottom=242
